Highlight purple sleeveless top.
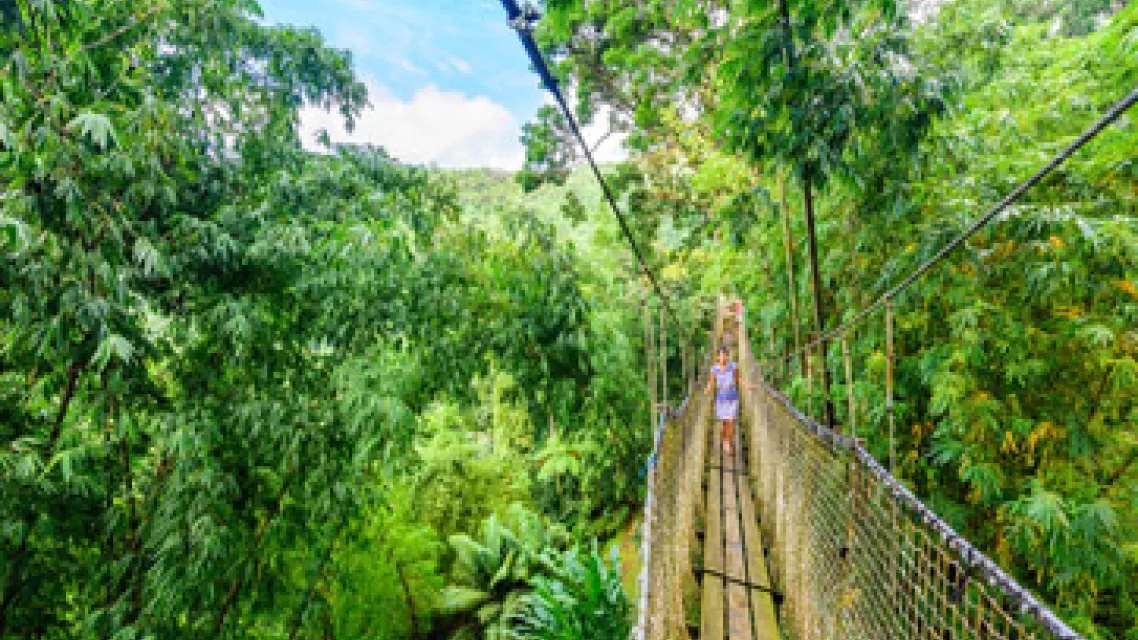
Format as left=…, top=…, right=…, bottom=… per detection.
left=711, top=362, right=738, bottom=402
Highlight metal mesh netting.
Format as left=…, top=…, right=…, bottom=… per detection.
left=634, top=310, right=723, bottom=640
left=737, top=316, right=1082, bottom=640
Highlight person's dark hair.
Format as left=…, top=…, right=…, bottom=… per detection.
left=718, top=346, right=728, bottom=356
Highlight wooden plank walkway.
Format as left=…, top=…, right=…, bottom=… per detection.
left=701, top=421, right=725, bottom=640
left=701, top=391, right=781, bottom=639
left=737, top=441, right=780, bottom=636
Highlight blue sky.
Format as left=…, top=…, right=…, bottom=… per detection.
left=259, top=0, right=622, bottom=169
left=261, top=0, right=540, bottom=118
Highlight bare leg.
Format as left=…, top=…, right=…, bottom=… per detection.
left=724, top=418, right=735, bottom=456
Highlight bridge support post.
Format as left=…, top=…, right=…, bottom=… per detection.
left=645, top=296, right=657, bottom=447
left=681, top=341, right=688, bottom=397
left=886, top=298, right=896, bottom=474
left=806, top=338, right=815, bottom=419
left=660, top=303, right=667, bottom=413
left=842, top=335, right=855, bottom=439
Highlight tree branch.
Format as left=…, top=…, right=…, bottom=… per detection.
left=589, top=126, right=615, bottom=155
left=288, top=522, right=343, bottom=640
left=212, top=473, right=294, bottom=634
left=48, top=358, right=85, bottom=450
left=77, top=3, right=164, bottom=57
left=0, top=355, right=88, bottom=634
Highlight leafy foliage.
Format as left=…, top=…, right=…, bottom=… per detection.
left=439, top=505, right=566, bottom=640
left=8, top=0, right=1131, bottom=638
left=515, top=545, right=632, bottom=640
left=532, top=0, right=1137, bottom=636
left=1, top=2, right=649, bottom=638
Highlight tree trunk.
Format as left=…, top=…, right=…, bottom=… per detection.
left=803, top=170, right=836, bottom=429
left=780, top=172, right=802, bottom=375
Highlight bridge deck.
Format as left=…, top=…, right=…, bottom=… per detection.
left=700, top=408, right=780, bottom=639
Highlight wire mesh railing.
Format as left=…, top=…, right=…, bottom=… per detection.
left=737, top=311, right=1082, bottom=640
left=634, top=308, right=724, bottom=640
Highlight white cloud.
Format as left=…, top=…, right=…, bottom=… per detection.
left=300, top=78, right=524, bottom=169
left=300, top=77, right=629, bottom=170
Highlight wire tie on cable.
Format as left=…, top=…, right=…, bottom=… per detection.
left=951, top=552, right=975, bottom=604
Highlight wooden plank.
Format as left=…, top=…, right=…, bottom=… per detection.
left=701, top=417, right=724, bottom=640
left=722, top=441, right=753, bottom=640
left=739, top=463, right=781, bottom=639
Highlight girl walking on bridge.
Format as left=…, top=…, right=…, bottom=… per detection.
left=706, top=346, right=740, bottom=455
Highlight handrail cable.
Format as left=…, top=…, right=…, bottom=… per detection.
left=766, top=86, right=1138, bottom=367
left=498, top=0, right=680, bottom=327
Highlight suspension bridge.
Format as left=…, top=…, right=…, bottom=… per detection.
left=633, top=302, right=1083, bottom=640
left=493, top=3, right=1137, bottom=638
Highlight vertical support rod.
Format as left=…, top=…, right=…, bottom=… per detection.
left=806, top=337, right=815, bottom=420
left=682, top=341, right=691, bottom=396
left=681, top=341, right=689, bottom=397
left=689, top=342, right=695, bottom=397
left=803, top=170, right=836, bottom=429
left=636, top=295, right=655, bottom=640
left=842, top=333, right=855, bottom=439
left=886, top=298, right=896, bottom=474
left=768, top=324, right=777, bottom=385
left=689, top=343, right=695, bottom=395
left=660, top=302, right=667, bottom=414
left=690, top=343, right=695, bottom=395
left=687, top=343, right=692, bottom=397
left=784, top=344, right=791, bottom=389
left=646, top=297, right=657, bottom=448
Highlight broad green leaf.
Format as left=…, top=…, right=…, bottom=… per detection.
left=68, top=111, right=118, bottom=149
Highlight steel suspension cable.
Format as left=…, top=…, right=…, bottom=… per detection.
left=498, top=0, right=679, bottom=327
left=768, top=85, right=1138, bottom=367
